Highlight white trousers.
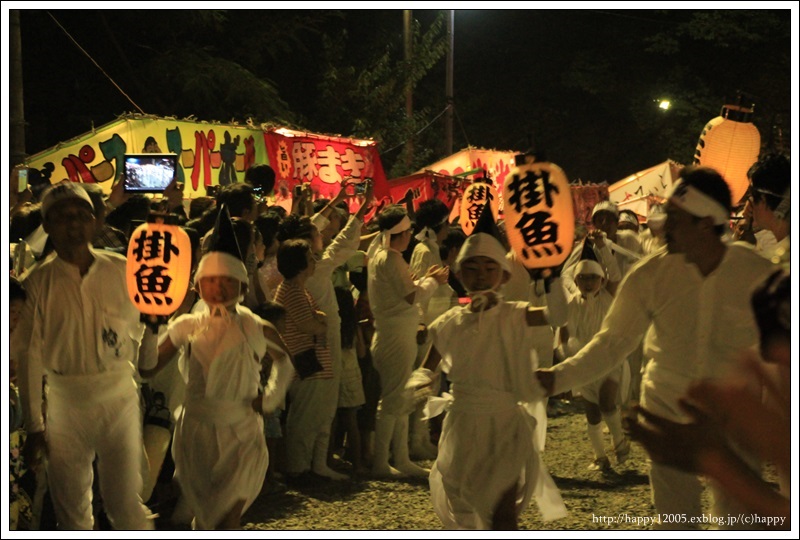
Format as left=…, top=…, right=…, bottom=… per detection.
left=285, top=376, right=339, bottom=473
left=371, top=317, right=417, bottom=415
left=46, top=389, right=152, bottom=530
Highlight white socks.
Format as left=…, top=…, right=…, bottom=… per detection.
left=602, top=410, right=625, bottom=448
left=587, top=422, right=606, bottom=459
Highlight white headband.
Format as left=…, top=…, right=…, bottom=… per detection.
left=366, top=215, right=412, bottom=259
left=592, top=200, right=618, bottom=218
left=195, top=251, right=249, bottom=284
left=385, top=215, right=412, bottom=236
left=575, top=260, right=605, bottom=278
left=666, top=179, right=730, bottom=226
left=455, top=233, right=510, bottom=273
left=618, top=213, right=639, bottom=227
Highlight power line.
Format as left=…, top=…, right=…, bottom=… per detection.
left=47, top=11, right=146, bottom=115
left=454, top=105, right=471, bottom=149
left=382, top=105, right=450, bottom=154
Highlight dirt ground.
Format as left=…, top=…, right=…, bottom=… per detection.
left=215, top=397, right=680, bottom=531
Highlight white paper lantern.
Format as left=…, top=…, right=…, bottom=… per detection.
left=694, top=104, right=761, bottom=206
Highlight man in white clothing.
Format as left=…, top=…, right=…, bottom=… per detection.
left=368, top=205, right=449, bottom=477
left=12, top=181, right=154, bottom=530
left=536, top=167, right=774, bottom=529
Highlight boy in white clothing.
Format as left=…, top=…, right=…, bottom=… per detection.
left=142, top=207, right=294, bottom=529
left=417, top=232, right=567, bottom=530
left=560, top=257, right=629, bottom=471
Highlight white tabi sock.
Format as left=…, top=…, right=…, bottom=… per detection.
left=587, top=422, right=606, bottom=459
left=602, top=409, right=625, bottom=447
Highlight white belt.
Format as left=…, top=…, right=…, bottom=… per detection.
left=184, top=397, right=254, bottom=426
left=47, top=369, right=137, bottom=406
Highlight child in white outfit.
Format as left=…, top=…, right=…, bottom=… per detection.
left=560, top=258, right=630, bottom=471
left=417, top=232, right=567, bottom=530
left=142, top=212, right=294, bottom=530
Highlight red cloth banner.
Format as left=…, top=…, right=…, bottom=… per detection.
left=263, top=128, right=390, bottom=215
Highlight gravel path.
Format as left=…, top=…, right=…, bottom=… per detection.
left=224, top=398, right=664, bottom=531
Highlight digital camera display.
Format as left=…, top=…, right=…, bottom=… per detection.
left=123, top=154, right=177, bottom=193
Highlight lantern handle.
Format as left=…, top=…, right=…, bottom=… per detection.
left=141, top=313, right=168, bottom=333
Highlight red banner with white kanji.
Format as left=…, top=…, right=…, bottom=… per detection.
left=264, top=128, right=389, bottom=214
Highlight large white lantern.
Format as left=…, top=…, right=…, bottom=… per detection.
left=694, top=103, right=761, bottom=206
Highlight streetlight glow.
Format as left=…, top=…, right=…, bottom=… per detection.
left=658, top=99, right=671, bottom=111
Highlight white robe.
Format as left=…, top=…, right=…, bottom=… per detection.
left=168, top=305, right=269, bottom=529
left=427, top=302, right=566, bottom=529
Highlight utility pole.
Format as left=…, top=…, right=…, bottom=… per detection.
left=404, top=10, right=414, bottom=170
left=10, top=10, right=27, bottom=166
left=445, top=10, right=454, bottom=156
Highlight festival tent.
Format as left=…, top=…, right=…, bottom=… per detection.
left=391, top=147, right=610, bottom=227
left=21, top=114, right=390, bottom=213
left=608, top=160, right=682, bottom=219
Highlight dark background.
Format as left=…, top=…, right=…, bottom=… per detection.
left=17, top=9, right=793, bottom=183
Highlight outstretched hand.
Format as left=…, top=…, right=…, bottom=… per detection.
left=108, top=175, right=130, bottom=209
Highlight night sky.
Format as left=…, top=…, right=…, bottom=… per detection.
left=12, top=8, right=795, bottom=183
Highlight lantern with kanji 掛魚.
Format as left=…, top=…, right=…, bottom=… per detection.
left=126, top=222, right=192, bottom=317
left=460, top=181, right=500, bottom=236
left=694, top=103, right=761, bottom=206
left=502, top=162, right=574, bottom=269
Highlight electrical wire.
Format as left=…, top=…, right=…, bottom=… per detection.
left=382, top=105, right=450, bottom=154
left=47, top=11, right=146, bottom=114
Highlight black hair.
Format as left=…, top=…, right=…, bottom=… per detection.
left=142, top=136, right=159, bottom=152
left=748, top=152, right=790, bottom=212
left=267, top=205, right=288, bottom=219
left=415, top=199, right=449, bottom=233
left=254, top=300, right=287, bottom=327
left=277, top=238, right=311, bottom=280
left=231, top=218, right=254, bottom=260
left=276, top=213, right=314, bottom=242
left=439, top=227, right=467, bottom=261
left=189, top=197, right=216, bottom=220
left=105, top=195, right=151, bottom=236
left=335, top=287, right=357, bottom=349
left=10, top=276, right=27, bottom=302
left=9, top=204, right=43, bottom=243
left=751, top=270, right=790, bottom=360
left=313, top=198, right=330, bottom=214
left=678, top=166, right=732, bottom=235
left=377, top=205, right=408, bottom=232
left=244, top=165, right=276, bottom=196
left=254, top=212, right=282, bottom=250
left=216, top=183, right=255, bottom=218
left=377, top=205, right=410, bottom=246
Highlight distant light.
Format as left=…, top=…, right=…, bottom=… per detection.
left=658, top=100, right=671, bottom=111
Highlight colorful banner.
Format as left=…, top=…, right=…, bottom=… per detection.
left=262, top=127, right=389, bottom=216
left=571, top=184, right=610, bottom=228
left=417, top=147, right=520, bottom=214
left=21, top=116, right=388, bottom=208
left=608, top=160, right=680, bottom=206
left=387, top=172, right=465, bottom=216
